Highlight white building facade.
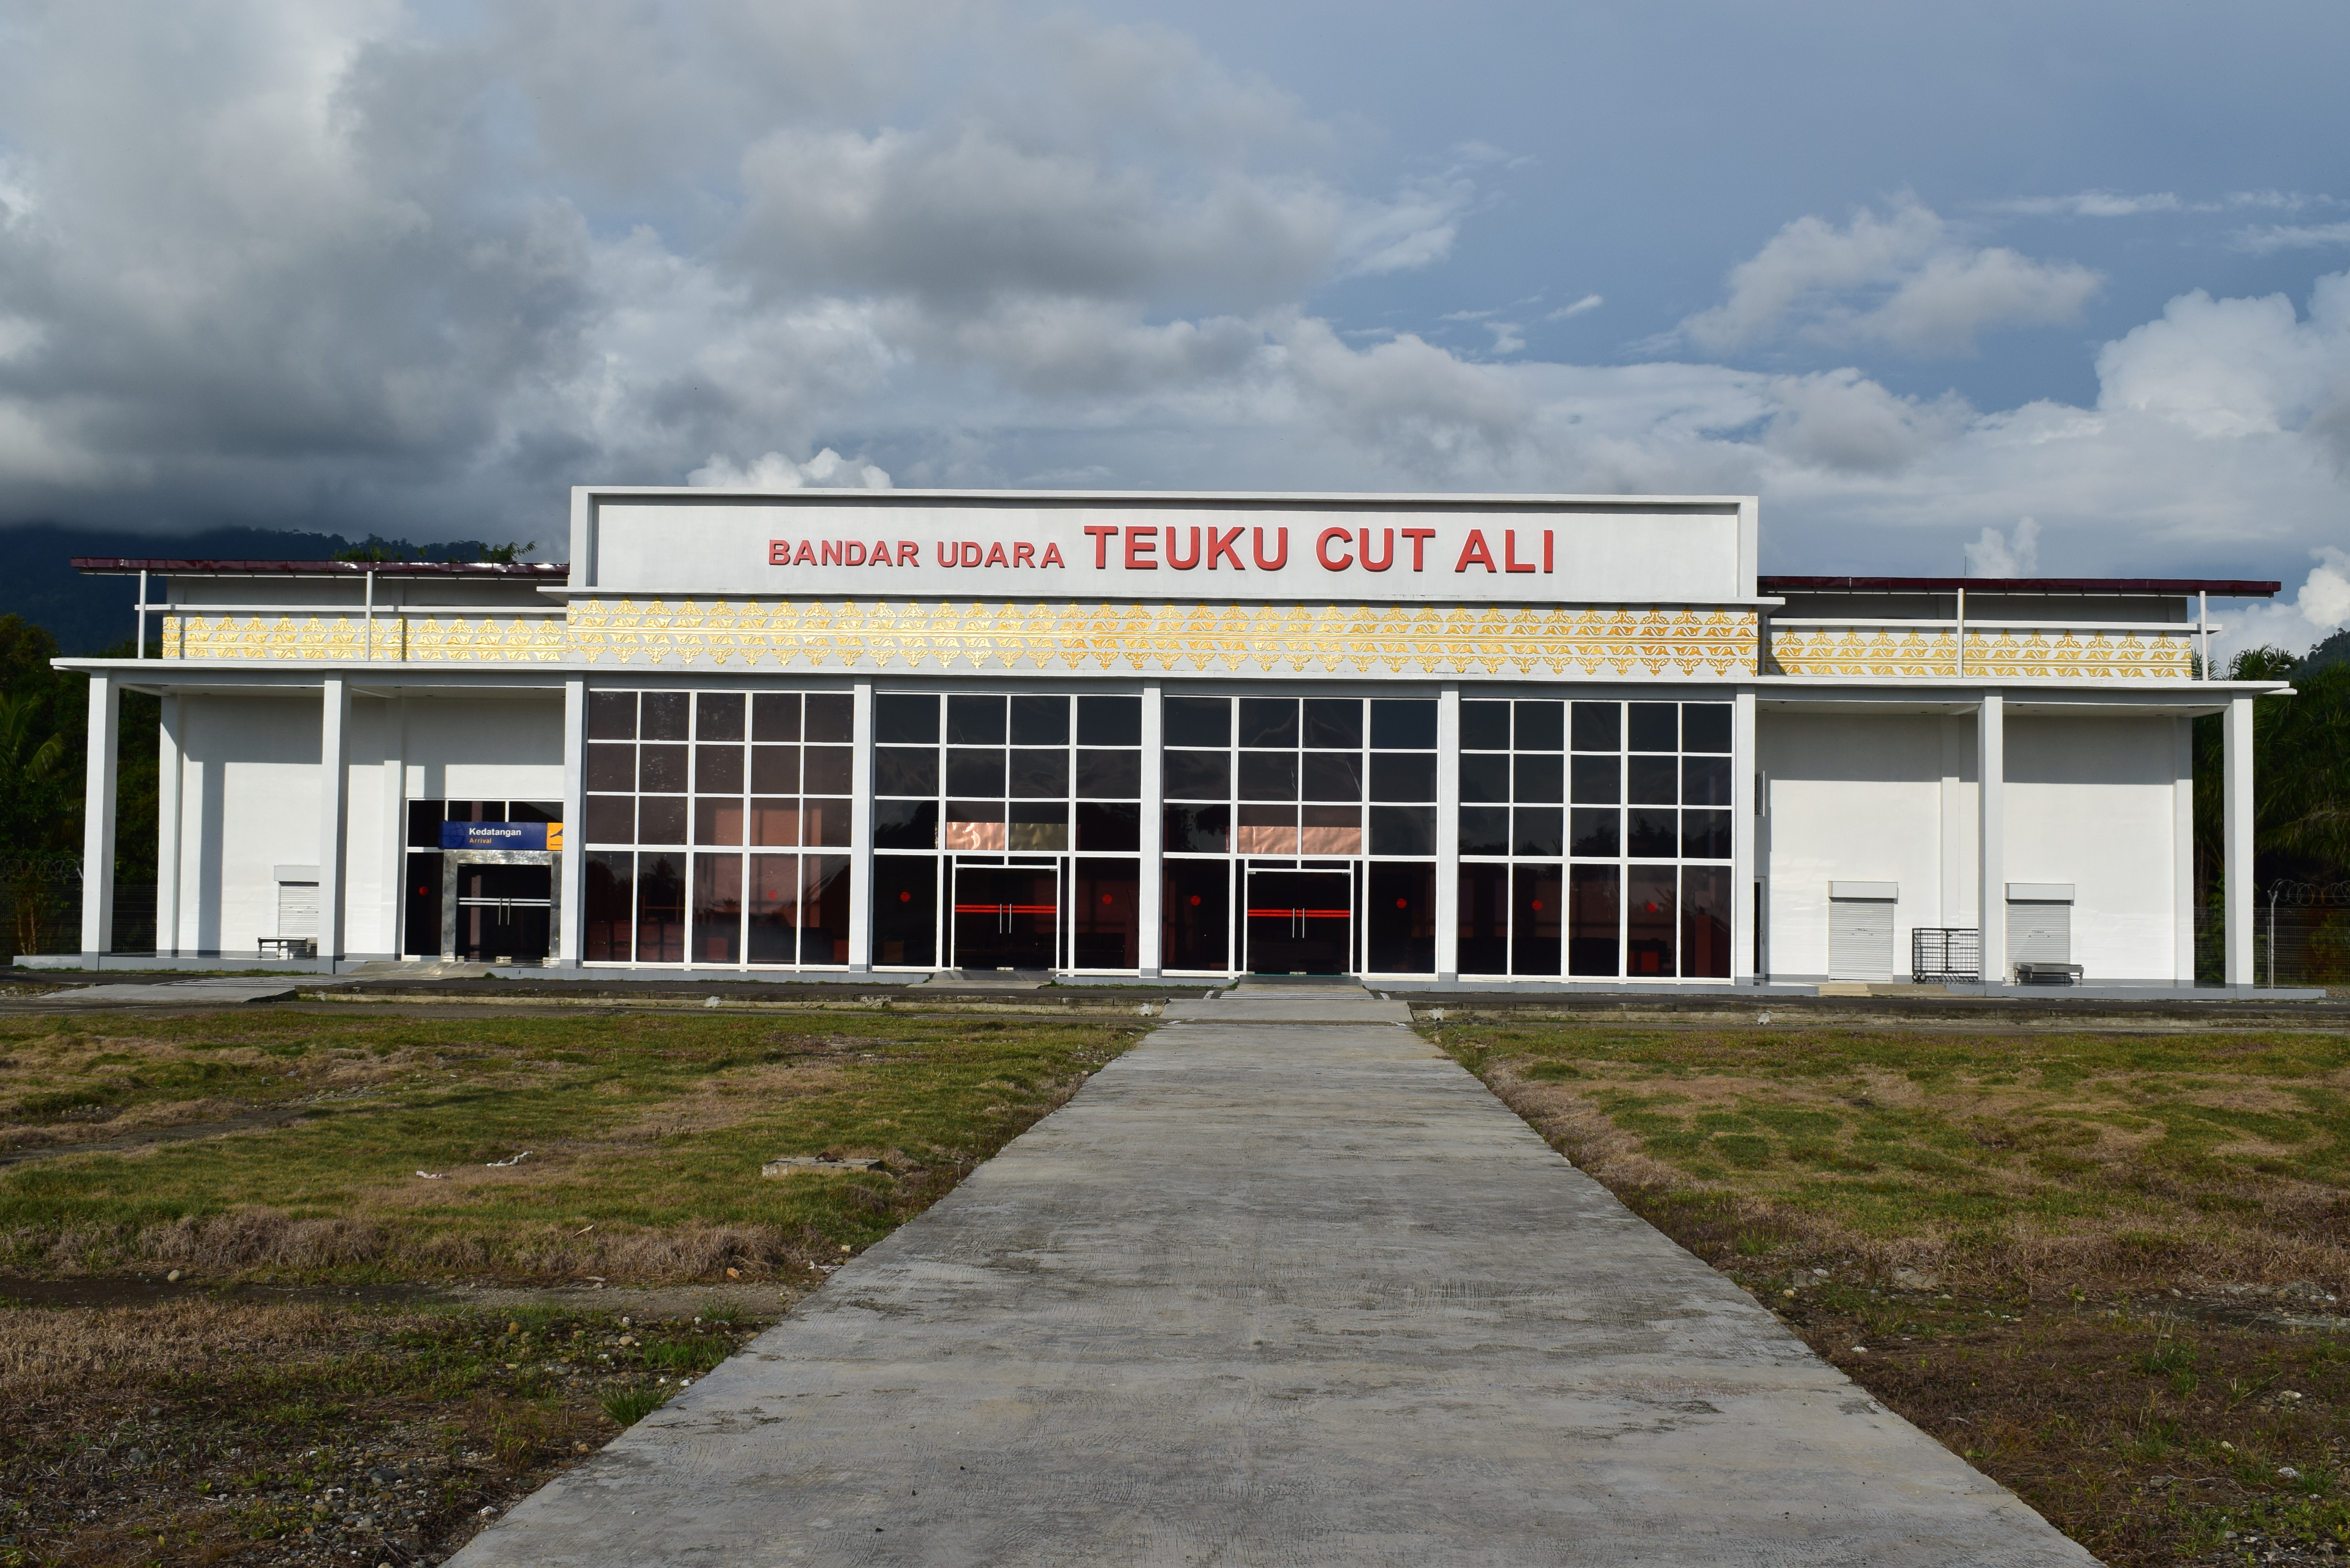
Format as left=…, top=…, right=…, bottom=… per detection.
left=61, top=489, right=2285, bottom=988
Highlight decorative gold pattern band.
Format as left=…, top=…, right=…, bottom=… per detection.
left=163, top=615, right=569, bottom=663
left=1766, top=627, right=2194, bottom=679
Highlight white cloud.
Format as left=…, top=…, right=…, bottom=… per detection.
left=1964, top=516, right=2041, bottom=576
left=687, top=448, right=893, bottom=489
left=2229, top=548, right=2350, bottom=661
left=1994, top=191, right=2183, bottom=218
left=1679, top=196, right=2101, bottom=356
left=1545, top=294, right=1602, bottom=321
left=2233, top=222, right=2350, bottom=255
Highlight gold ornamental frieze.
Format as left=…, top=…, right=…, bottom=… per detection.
left=562, top=598, right=1758, bottom=677
left=1766, top=626, right=2194, bottom=679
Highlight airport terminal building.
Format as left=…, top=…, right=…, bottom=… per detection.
left=60, top=490, right=2285, bottom=987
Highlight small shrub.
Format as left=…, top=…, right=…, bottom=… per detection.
left=600, top=1388, right=666, bottom=1427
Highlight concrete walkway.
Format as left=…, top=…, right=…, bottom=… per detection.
left=450, top=987, right=2094, bottom=1567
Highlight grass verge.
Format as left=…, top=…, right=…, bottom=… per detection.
left=1435, top=1019, right=2350, bottom=1567
left=0, top=1008, right=1145, bottom=1284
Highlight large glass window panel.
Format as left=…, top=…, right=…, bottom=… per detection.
left=1627, top=755, right=1678, bottom=805
left=1072, top=859, right=1140, bottom=969
left=1457, top=863, right=1508, bottom=974
left=1681, top=866, right=1731, bottom=977
left=584, top=851, right=632, bottom=961
left=1302, top=752, right=1364, bottom=801
left=1370, top=700, right=1437, bottom=750
left=873, top=856, right=937, bottom=966
left=583, top=794, right=633, bottom=845
left=1514, top=701, right=1564, bottom=751
left=695, top=744, right=744, bottom=793
left=1683, top=703, right=1733, bottom=754
left=1076, top=750, right=1141, bottom=799
left=803, top=746, right=854, bottom=795
left=943, top=801, right=1007, bottom=851
left=1235, top=803, right=1297, bottom=855
left=586, top=744, right=634, bottom=791
left=1369, top=805, right=1434, bottom=856
left=1238, top=752, right=1298, bottom=801
left=1459, top=752, right=1510, bottom=804
left=637, top=795, right=687, bottom=845
left=1460, top=700, right=1510, bottom=751
left=1570, top=701, right=1619, bottom=752
left=1078, top=696, right=1142, bottom=745
left=1512, top=806, right=1564, bottom=857
left=1626, top=867, right=1676, bottom=977
left=1162, top=859, right=1229, bottom=971
left=1164, top=803, right=1230, bottom=853
left=696, top=693, right=745, bottom=742
left=1367, top=861, right=1435, bottom=974
left=588, top=691, right=636, bottom=740
left=802, top=855, right=850, bottom=964
left=947, top=747, right=1006, bottom=797
left=1457, top=806, right=1510, bottom=857
left=1628, top=702, right=1677, bottom=752
left=1164, top=696, right=1230, bottom=747
left=746, top=852, right=799, bottom=963
left=874, top=747, right=936, bottom=797
left=877, top=693, right=939, bottom=743
left=1683, top=755, right=1732, bottom=806
left=1009, top=749, right=1069, bottom=798
left=1681, top=810, right=1732, bottom=860
left=1511, top=865, right=1563, bottom=976
left=874, top=800, right=938, bottom=849
left=948, top=694, right=1007, bottom=743
left=1009, top=694, right=1068, bottom=745
left=1570, top=755, right=1619, bottom=805
left=692, top=854, right=742, bottom=963
left=1164, top=751, right=1229, bottom=800
left=1300, top=804, right=1362, bottom=856
left=1238, top=698, right=1298, bottom=748
left=642, top=693, right=689, bottom=741
left=636, top=852, right=685, bottom=963
left=1301, top=698, right=1362, bottom=749
left=751, top=745, right=800, bottom=794
left=753, top=693, right=800, bottom=741
left=1370, top=752, right=1435, bottom=802
left=1513, top=754, right=1563, bottom=803
left=1568, top=866, right=1620, bottom=976
left=694, top=798, right=743, bottom=846
left=1626, top=808, right=1678, bottom=859
left=750, top=798, right=799, bottom=846
left=1569, top=807, right=1619, bottom=858
left=639, top=744, right=687, bottom=793
left=1008, top=802, right=1068, bottom=851
left=804, top=694, right=853, bottom=743
left=802, top=798, right=850, bottom=847
left=1076, top=801, right=1141, bottom=851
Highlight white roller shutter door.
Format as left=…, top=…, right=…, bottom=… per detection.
left=1828, top=898, right=1896, bottom=982
left=277, top=882, right=320, bottom=940
left=2008, top=902, right=2071, bottom=971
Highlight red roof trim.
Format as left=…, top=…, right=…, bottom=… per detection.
left=1761, top=575, right=2279, bottom=597
left=71, top=558, right=568, bottom=577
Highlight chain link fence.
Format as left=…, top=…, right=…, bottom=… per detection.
left=1, top=856, right=155, bottom=962
left=2194, top=886, right=2350, bottom=988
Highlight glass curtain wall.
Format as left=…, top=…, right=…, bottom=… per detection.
left=580, top=689, right=854, bottom=968
left=1458, top=697, right=1732, bottom=980
left=871, top=692, right=1143, bottom=972
left=1161, top=695, right=1439, bottom=976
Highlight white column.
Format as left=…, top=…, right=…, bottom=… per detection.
left=1939, top=716, right=1968, bottom=925
left=317, top=677, right=351, bottom=968
left=1976, top=691, right=2005, bottom=986
left=379, top=699, right=406, bottom=959
left=2225, top=692, right=2254, bottom=987
left=79, top=673, right=119, bottom=962
left=156, top=695, right=181, bottom=957
left=1137, top=683, right=1164, bottom=976
left=2173, top=716, right=2196, bottom=985
left=847, top=679, right=875, bottom=971
left=557, top=680, right=585, bottom=967
left=1434, top=683, right=1460, bottom=981
left=1731, top=688, right=1758, bottom=983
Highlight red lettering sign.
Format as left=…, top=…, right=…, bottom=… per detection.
left=1315, top=526, right=1353, bottom=571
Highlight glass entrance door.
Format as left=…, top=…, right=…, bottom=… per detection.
left=455, top=863, right=553, bottom=963
left=951, top=864, right=1060, bottom=971
left=1245, top=868, right=1354, bottom=975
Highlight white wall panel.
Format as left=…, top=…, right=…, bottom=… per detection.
left=194, top=695, right=322, bottom=958
left=1761, top=713, right=1947, bottom=980
left=2005, top=716, right=2177, bottom=981
left=398, top=698, right=565, bottom=803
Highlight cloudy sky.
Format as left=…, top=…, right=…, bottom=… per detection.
left=2, top=0, right=2347, bottom=648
